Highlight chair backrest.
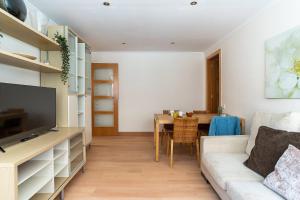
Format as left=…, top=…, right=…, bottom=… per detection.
left=193, top=110, right=209, bottom=114
left=173, top=117, right=198, bottom=143
left=163, top=110, right=170, bottom=115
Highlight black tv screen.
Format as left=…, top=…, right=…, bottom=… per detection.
left=0, top=83, right=56, bottom=145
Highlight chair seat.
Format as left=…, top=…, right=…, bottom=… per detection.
left=163, top=124, right=174, bottom=131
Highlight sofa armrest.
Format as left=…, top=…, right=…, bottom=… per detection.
left=200, top=135, right=249, bottom=156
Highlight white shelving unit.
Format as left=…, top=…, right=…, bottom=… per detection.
left=77, top=43, right=86, bottom=129
left=18, top=150, right=54, bottom=200
left=54, top=140, right=69, bottom=180
left=77, top=43, right=92, bottom=146
left=70, top=134, right=84, bottom=174
left=11, top=131, right=85, bottom=200
left=18, top=160, right=51, bottom=185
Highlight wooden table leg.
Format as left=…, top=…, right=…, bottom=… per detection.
left=155, top=120, right=160, bottom=162
left=154, top=119, right=156, bottom=147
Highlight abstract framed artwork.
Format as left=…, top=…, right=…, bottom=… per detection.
left=265, top=26, right=300, bottom=99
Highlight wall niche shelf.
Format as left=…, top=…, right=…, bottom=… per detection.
left=0, top=50, right=61, bottom=73
left=0, top=9, right=59, bottom=51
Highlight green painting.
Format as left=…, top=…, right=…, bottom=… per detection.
left=265, top=26, right=300, bottom=99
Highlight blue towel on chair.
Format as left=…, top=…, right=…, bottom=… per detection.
left=209, top=116, right=241, bottom=136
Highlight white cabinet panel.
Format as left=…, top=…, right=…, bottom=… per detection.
left=85, top=95, right=92, bottom=144
left=68, top=95, right=78, bottom=127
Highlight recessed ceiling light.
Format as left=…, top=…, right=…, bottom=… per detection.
left=122, top=42, right=127, bottom=45
left=190, top=1, right=197, bottom=6
left=103, top=2, right=110, bottom=6
left=170, top=42, right=175, bottom=45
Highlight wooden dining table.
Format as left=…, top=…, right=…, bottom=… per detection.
left=153, top=113, right=217, bottom=162
left=153, top=113, right=245, bottom=162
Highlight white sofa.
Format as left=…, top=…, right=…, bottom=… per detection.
left=200, top=135, right=284, bottom=200
left=200, top=112, right=300, bottom=200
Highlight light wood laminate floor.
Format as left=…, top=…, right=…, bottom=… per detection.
left=64, top=133, right=219, bottom=200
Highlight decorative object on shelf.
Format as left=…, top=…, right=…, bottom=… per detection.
left=27, top=6, right=38, bottom=30
left=173, top=111, right=179, bottom=119
left=265, top=26, right=300, bottom=99
left=13, top=52, right=37, bottom=60
left=217, top=105, right=226, bottom=116
left=0, top=33, right=3, bottom=48
left=186, top=112, right=193, bottom=117
left=163, top=110, right=171, bottom=115
left=54, top=33, right=70, bottom=84
left=172, top=111, right=183, bottom=118
left=0, top=0, right=27, bottom=22
left=38, top=14, right=50, bottom=35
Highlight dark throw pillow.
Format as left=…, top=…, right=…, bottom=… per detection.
left=244, top=126, right=300, bottom=177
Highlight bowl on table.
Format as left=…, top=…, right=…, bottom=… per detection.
left=186, top=112, right=193, bottom=117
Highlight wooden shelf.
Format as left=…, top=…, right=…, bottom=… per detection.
left=0, top=128, right=85, bottom=200
left=71, top=156, right=84, bottom=174
left=70, top=139, right=82, bottom=150
left=54, top=163, right=67, bottom=176
left=54, top=177, right=67, bottom=191
left=18, top=160, right=51, bottom=185
left=30, top=193, right=52, bottom=200
left=0, top=50, right=61, bottom=73
left=70, top=135, right=82, bottom=146
left=70, top=146, right=83, bottom=162
left=0, top=9, right=59, bottom=50
left=54, top=150, right=66, bottom=160
left=18, top=176, right=51, bottom=200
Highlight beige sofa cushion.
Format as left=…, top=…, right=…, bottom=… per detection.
left=227, top=181, right=284, bottom=200
left=273, top=112, right=300, bottom=132
left=246, top=112, right=290, bottom=155
left=202, top=153, right=263, bottom=190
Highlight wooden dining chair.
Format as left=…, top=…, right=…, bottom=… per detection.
left=193, top=110, right=209, bottom=114
left=161, top=110, right=173, bottom=147
left=193, top=110, right=210, bottom=137
left=166, top=117, right=200, bottom=168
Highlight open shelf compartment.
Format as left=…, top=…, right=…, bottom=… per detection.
left=0, top=9, right=59, bottom=50
left=0, top=50, right=61, bottom=73
left=18, top=162, right=53, bottom=200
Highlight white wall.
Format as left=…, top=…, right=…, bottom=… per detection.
left=0, top=0, right=55, bottom=86
left=92, top=52, right=205, bottom=132
left=205, top=0, right=300, bottom=132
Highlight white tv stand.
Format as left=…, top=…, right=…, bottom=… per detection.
left=0, top=128, right=86, bottom=200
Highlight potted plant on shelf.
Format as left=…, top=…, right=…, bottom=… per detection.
left=54, top=33, right=70, bottom=84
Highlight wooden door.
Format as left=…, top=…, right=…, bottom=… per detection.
left=92, top=63, right=119, bottom=136
left=206, top=50, right=221, bottom=113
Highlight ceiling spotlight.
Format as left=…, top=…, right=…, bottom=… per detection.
left=170, top=42, right=175, bottom=45
left=122, top=42, right=127, bottom=45
left=103, top=2, right=110, bottom=6
left=190, top=1, right=197, bottom=6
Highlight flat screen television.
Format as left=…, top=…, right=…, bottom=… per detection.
left=0, top=83, right=56, bottom=147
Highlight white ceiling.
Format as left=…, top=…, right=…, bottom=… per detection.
left=30, top=0, right=274, bottom=51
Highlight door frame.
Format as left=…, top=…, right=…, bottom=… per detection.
left=206, top=49, right=222, bottom=113
left=91, top=63, right=119, bottom=136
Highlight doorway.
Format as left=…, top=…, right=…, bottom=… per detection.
left=206, top=50, right=221, bottom=113
left=92, top=63, right=119, bottom=136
